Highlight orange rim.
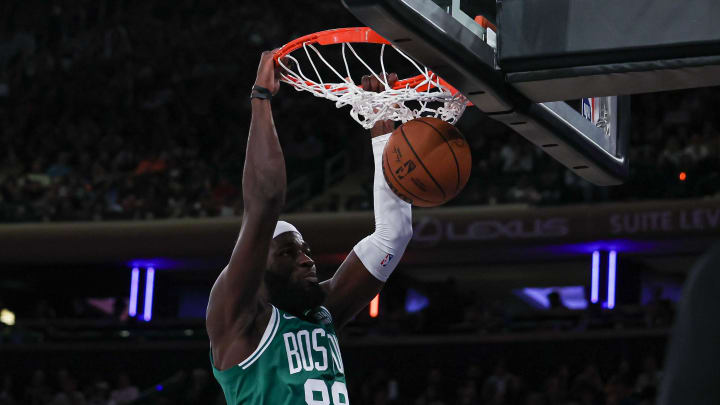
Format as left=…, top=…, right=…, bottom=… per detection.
left=274, top=27, right=464, bottom=96
left=473, top=15, right=497, bottom=32
left=274, top=27, right=391, bottom=60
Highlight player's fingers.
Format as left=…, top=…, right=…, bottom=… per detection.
left=361, top=75, right=369, bottom=90
left=262, top=50, right=279, bottom=70
left=387, top=73, right=398, bottom=88
left=263, top=49, right=278, bottom=59
left=277, top=56, right=291, bottom=69
left=267, top=48, right=282, bottom=67
left=370, top=75, right=382, bottom=92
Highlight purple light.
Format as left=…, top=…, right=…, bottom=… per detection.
left=143, top=267, right=155, bottom=321
left=591, top=251, right=600, bottom=304
left=129, top=268, right=139, bottom=317
left=536, top=239, right=667, bottom=256
left=405, top=288, right=430, bottom=313
left=127, top=257, right=226, bottom=271
left=521, top=288, right=551, bottom=308
left=156, top=385, right=163, bottom=391
left=607, top=250, right=617, bottom=309
left=516, top=286, right=587, bottom=310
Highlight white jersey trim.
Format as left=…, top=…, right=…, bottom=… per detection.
left=238, top=306, right=279, bottom=369
left=318, top=306, right=334, bottom=324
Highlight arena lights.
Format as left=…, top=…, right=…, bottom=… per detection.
left=143, top=267, right=155, bottom=322
left=369, top=294, right=379, bottom=318
left=129, top=268, right=140, bottom=317
left=0, top=308, right=15, bottom=326
left=591, top=251, right=600, bottom=304
left=128, top=266, right=157, bottom=321
left=589, top=250, right=619, bottom=309
left=607, top=251, right=617, bottom=309
left=679, top=172, right=687, bottom=181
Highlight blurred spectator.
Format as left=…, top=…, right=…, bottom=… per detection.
left=524, top=392, right=547, bottom=405
left=634, top=355, right=662, bottom=397
left=0, top=375, right=17, bottom=405
left=482, top=360, right=520, bottom=405
left=109, top=373, right=138, bottom=405
left=24, top=370, right=53, bottom=405
left=456, top=379, right=481, bottom=405
left=414, top=368, right=448, bottom=405
left=543, top=375, right=565, bottom=405
left=658, top=136, right=684, bottom=168
left=360, top=369, right=400, bottom=405
left=49, top=370, right=85, bottom=405
left=134, top=153, right=167, bottom=176
left=180, top=369, right=215, bottom=405
left=573, top=364, right=604, bottom=396
left=34, top=299, right=57, bottom=319
left=605, top=372, right=638, bottom=405
left=644, top=287, right=674, bottom=327
left=84, top=381, right=111, bottom=405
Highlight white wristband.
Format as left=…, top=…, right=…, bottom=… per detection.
left=353, top=133, right=413, bottom=282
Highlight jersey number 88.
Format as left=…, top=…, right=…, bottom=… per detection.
left=304, top=379, right=349, bottom=404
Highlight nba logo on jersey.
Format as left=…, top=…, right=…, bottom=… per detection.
left=380, top=254, right=393, bottom=267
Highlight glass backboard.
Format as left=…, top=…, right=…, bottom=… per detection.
left=343, top=0, right=630, bottom=186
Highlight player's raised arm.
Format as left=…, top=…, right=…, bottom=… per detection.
left=206, top=50, right=285, bottom=349
left=321, top=73, right=413, bottom=328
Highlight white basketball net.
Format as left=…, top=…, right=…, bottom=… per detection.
left=278, top=42, right=469, bottom=129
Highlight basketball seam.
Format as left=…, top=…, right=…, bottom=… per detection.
left=416, top=119, right=462, bottom=193
left=399, top=126, right=446, bottom=199
left=384, top=150, right=435, bottom=204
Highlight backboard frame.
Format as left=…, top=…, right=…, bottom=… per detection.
left=343, top=0, right=630, bottom=186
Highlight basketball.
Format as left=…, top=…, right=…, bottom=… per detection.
left=382, top=117, right=472, bottom=207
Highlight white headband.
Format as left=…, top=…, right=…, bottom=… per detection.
left=273, top=220, right=301, bottom=239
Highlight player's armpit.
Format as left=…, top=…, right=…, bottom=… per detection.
left=321, top=250, right=384, bottom=329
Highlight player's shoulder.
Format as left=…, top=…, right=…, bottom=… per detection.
left=209, top=304, right=276, bottom=371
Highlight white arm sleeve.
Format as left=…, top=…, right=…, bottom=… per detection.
left=352, top=133, right=413, bottom=282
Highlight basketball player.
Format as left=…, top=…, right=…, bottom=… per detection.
left=206, top=49, right=412, bottom=404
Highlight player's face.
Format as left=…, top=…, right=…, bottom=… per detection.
left=265, top=232, right=325, bottom=315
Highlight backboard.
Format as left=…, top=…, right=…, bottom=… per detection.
left=343, top=0, right=630, bottom=186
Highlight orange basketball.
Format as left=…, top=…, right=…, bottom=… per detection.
left=382, top=117, right=472, bottom=207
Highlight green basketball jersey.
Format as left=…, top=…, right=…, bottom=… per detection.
left=211, top=305, right=349, bottom=404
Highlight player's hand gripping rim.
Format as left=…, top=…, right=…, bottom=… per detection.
left=254, top=49, right=287, bottom=97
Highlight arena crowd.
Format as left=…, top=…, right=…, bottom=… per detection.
left=1, top=1, right=719, bottom=222
left=0, top=353, right=666, bottom=405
